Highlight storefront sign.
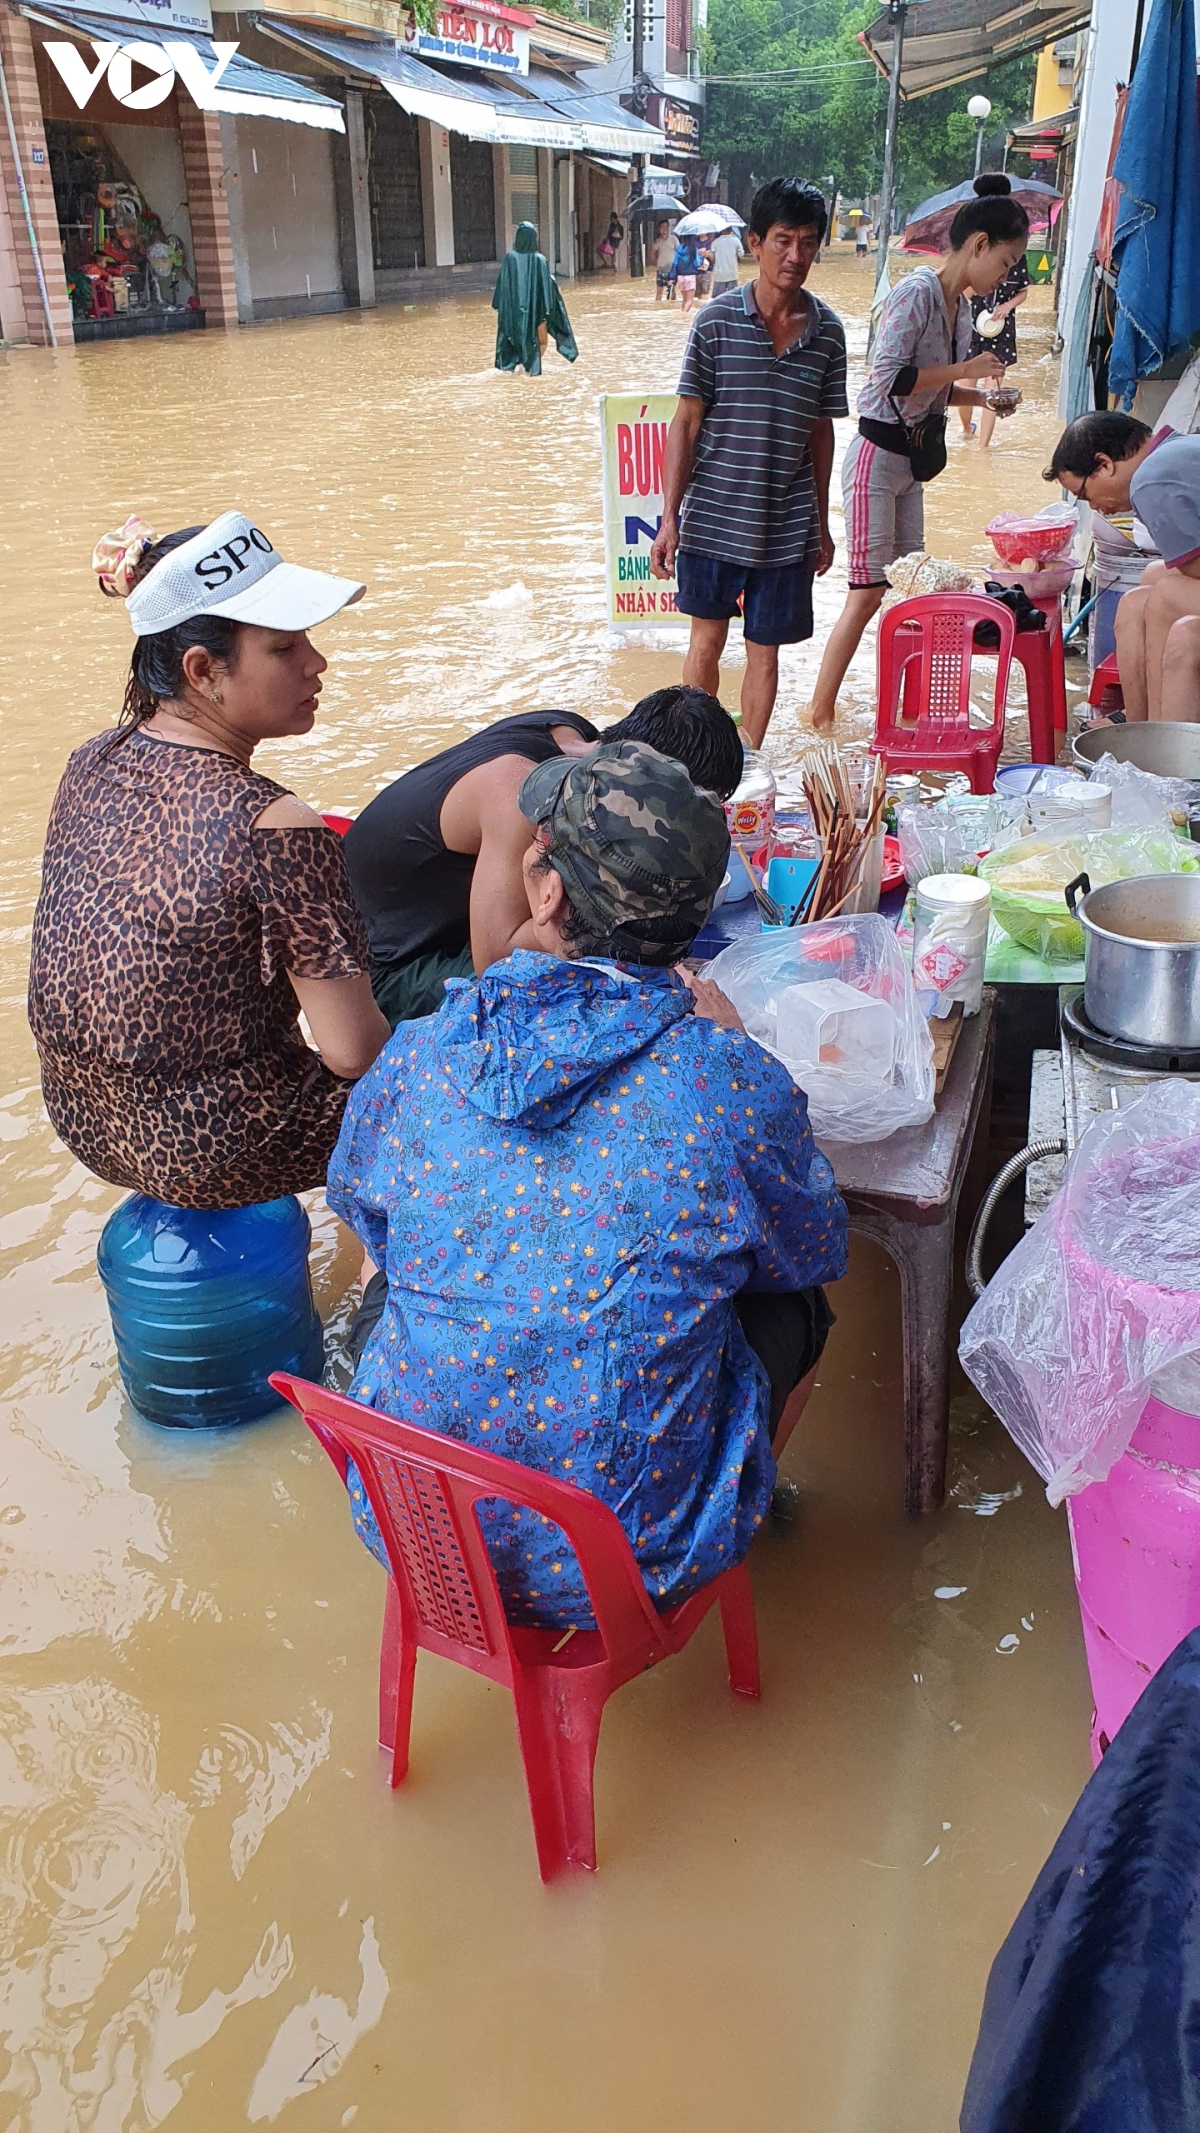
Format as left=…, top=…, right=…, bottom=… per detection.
left=647, top=94, right=701, bottom=151
left=600, top=394, right=684, bottom=630
left=44, top=36, right=236, bottom=108
left=66, top=0, right=213, bottom=36
left=402, top=1, right=532, bottom=76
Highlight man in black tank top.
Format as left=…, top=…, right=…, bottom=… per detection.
left=343, top=688, right=743, bottom=1023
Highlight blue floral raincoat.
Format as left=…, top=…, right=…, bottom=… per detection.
left=326, top=952, right=847, bottom=1626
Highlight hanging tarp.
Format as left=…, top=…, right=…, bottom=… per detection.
left=861, top=0, right=1090, bottom=101
left=24, top=0, right=345, bottom=127
left=1108, top=0, right=1200, bottom=408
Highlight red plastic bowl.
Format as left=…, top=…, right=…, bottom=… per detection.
left=985, top=514, right=1075, bottom=567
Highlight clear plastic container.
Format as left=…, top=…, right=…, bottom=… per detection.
left=776, top=977, right=896, bottom=1077
left=98, top=1194, right=325, bottom=1428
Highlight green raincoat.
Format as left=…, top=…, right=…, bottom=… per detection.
left=492, top=222, right=578, bottom=376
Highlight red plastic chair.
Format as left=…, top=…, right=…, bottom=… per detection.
left=873, top=593, right=1016, bottom=794
left=270, top=1373, right=761, bottom=1880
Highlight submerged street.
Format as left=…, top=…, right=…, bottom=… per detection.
left=0, top=256, right=1091, bottom=2133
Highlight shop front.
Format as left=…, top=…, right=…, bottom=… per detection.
left=252, top=6, right=660, bottom=298
left=2, top=0, right=343, bottom=343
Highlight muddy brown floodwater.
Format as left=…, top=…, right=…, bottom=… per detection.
left=0, top=254, right=1091, bottom=2133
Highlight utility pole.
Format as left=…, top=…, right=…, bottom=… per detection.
left=874, top=0, right=906, bottom=268
left=867, top=0, right=905, bottom=353
left=629, top=0, right=647, bottom=277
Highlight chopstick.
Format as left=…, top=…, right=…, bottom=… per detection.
left=732, top=834, right=786, bottom=926
left=792, top=747, right=887, bottom=924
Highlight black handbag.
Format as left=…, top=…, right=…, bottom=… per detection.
left=903, top=410, right=948, bottom=484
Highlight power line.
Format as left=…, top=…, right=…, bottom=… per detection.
left=701, top=60, right=877, bottom=81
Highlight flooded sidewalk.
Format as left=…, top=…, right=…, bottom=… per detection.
left=0, top=255, right=1091, bottom=2131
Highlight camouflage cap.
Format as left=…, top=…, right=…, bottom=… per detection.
left=518, top=739, right=731, bottom=961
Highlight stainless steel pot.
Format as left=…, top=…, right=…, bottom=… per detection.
left=1066, top=871, right=1200, bottom=1051
left=1072, top=722, right=1200, bottom=781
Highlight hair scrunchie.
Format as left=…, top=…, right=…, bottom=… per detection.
left=92, top=515, right=156, bottom=600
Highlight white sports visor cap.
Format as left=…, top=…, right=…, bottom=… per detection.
left=125, top=511, right=366, bottom=637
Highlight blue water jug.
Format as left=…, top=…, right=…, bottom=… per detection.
left=97, top=1195, right=325, bottom=1428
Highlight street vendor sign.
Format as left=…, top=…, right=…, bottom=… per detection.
left=600, top=394, right=684, bottom=629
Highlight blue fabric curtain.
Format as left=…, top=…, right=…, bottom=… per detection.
left=1109, top=0, right=1200, bottom=407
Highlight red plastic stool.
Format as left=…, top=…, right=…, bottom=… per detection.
left=1015, top=593, right=1069, bottom=763
left=1088, top=652, right=1124, bottom=714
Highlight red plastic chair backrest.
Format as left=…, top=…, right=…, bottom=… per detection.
left=270, top=1373, right=673, bottom=1667
left=877, top=594, right=1015, bottom=738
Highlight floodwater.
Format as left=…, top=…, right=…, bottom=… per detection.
left=0, top=254, right=1091, bottom=2132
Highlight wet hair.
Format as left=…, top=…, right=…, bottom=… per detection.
left=947, top=189, right=1029, bottom=251
left=1043, top=412, right=1153, bottom=484
left=973, top=173, right=1012, bottom=198
left=603, top=686, right=743, bottom=799
left=115, top=526, right=245, bottom=732
left=527, top=849, right=692, bottom=967
left=749, top=177, right=828, bottom=245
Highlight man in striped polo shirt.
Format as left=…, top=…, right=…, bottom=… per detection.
left=650, top=177, right=847, bottom=746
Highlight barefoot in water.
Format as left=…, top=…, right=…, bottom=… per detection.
left=804, top=705, right=836, bottom=735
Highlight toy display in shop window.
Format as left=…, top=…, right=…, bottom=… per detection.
left=54, top=146, right=196, bottom=322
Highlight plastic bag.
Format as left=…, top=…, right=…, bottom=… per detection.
left=959, top=1083, right=1200, bottom=1501
left=1090, top=752, right=1200, bottom=829
left=979, top=826, right=1198, bottom=960
left=882, top=550, right=975, bottom=610
left=703, top=914, right=934, bottom=1144
left=897, top=795, right=1025, bottom=885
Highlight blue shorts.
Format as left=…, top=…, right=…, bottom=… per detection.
left=675, top=550, right=815, bottom=646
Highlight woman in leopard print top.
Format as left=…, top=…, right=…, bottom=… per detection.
left=28, top=515, right=390, bottom=1211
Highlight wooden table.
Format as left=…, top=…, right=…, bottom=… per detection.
left=823, top=992, right=996, bottom=1515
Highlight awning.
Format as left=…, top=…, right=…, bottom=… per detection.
left=861, top=0, right=1091, bottom=101
left=522, top=68, right=664, bottom=156
left=581, top=153, right=633, bottom=176
left=23, top=0, right=345, bottom=127
left=1009, top=104, right=1079, bottom=148
left=252, top=16, right=647, bottom=151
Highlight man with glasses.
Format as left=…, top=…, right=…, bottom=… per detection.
left=1046, top=413, right=1200, bottom=723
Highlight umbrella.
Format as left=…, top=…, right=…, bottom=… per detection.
left=901, top=176, right=1061, bottom=256
left=701, top=203, right=745, bottom=228
left=674, top=209, right=737, bottom=238
left=1109, top=0, right=1200, bottom=408
left=630, top=194, right=685, bottom=218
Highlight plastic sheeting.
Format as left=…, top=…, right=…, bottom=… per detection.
left=960, top=1082, right=1200, bottom=1503
left=1090, top=753, right=1200, bottom=830
left=703, top=914, right=935, bottom=1145
left=979, top=825, right=1198, bottom=961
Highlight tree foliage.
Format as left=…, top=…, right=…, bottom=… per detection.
left=704, top=0, right=1036, bottom=223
